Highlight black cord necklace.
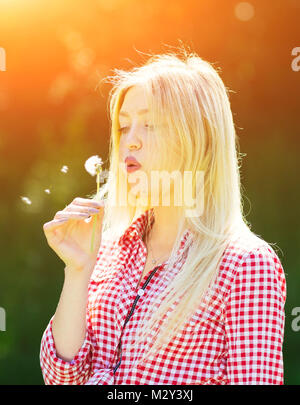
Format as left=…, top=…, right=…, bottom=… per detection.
left=113, top=264, right=161, bottom=374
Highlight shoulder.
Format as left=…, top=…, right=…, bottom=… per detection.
left=219, top=227, right=286, bottom=303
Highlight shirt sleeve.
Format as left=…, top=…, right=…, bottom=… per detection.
left=39, top=315, right=93, bottom=385
left=39, top=235, right=119, bottom=385
left=224, top=244, right=286, bottom=385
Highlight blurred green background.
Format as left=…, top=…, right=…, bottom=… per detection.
left=0, top=0, right=299, bottom=384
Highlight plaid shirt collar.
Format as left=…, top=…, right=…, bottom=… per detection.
left=117, top=207, right=193, bottom=260
left=117, top=208, right=155, bottom=246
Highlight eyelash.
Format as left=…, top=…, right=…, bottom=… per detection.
left=118, top=124, right=153, bottom=134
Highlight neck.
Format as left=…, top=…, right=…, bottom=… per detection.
left=145, top=206, right=182, bottom=250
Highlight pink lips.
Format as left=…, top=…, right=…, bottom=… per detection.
left=125, top=156, right=142, bottom=172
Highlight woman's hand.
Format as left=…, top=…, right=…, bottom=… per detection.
left=43, top=197, right=105, bottom=274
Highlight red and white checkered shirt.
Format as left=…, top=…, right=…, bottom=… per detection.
left=40, top=208, right=286, bottom=385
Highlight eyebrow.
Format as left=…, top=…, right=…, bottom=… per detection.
left=119, top=108, right=149, bottom=117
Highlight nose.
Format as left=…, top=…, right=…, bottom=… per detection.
left=128, top=142, right=141, bottom=151
left=126, top=125, right=142, bottom=151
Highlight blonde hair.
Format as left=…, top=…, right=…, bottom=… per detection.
left=93, top=44, right=254, bottom=362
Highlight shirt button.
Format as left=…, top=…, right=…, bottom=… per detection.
left=137, top=289, right=144, bottom=296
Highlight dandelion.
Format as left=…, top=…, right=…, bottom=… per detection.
left=20, top=196, right=32, bottom=205
left=84, top=155, right=103, bottom=253
left=84, top=155, right=103, bottom=176
left=44, top=189, right=51, bottom=194
left=61, top=165, right=68, bottom=173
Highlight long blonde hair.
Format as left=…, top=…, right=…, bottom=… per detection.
left=94, top=45, right=253, bottom=362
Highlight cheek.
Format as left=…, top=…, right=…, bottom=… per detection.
left=118, top=139, right=127, bottom=162
left=118, top=136, right=125, bottom=151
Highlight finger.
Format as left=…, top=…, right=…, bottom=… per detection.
left=54, top=211, right=92, bottom=220
left=43, top=218, right=67, bottom=232
left=63, top=206, right=101, bottom=214
left=73, top=197, right=105, bottom=209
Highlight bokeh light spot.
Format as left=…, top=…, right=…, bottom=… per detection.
left=235, top=2, right=255, bottom=21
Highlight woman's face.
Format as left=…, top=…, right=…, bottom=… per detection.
left=118, top=85, right=179, bottom=207
left=118, top=85, right=156, bottom=174
left=118, top=85, right=162, bottom=205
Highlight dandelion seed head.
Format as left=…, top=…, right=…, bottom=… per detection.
left=44, top=189, right=51, bottom=194
left=61, top=165, right=69, bottom=173
left=84, top=155, right=103, bottom=176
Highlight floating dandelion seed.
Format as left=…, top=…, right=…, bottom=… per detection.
left=44, top=189, right=51, bottom=194
left=20, top=196, right=32, bottom=205
left=84, top=155, right=103, bottom=253
left=61, top=165, right=69, bottom=173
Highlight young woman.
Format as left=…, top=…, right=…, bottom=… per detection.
left=40, top=48, right=286, bottom=385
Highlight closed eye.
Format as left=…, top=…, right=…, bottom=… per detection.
left=118, top=126, right=129, bottom=134
left=118, top=124, right=154, bottom=134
